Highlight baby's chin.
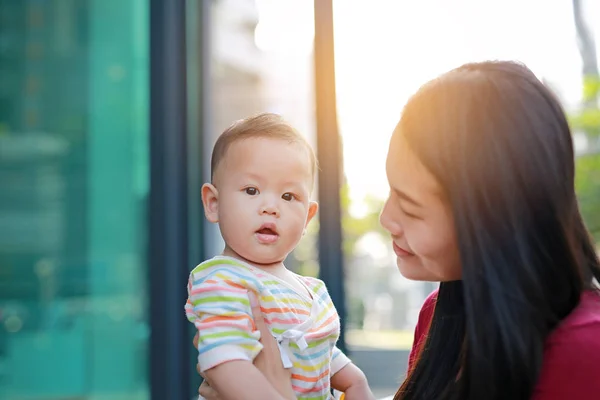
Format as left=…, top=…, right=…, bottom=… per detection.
left=235, top=249, right=289, bottom=267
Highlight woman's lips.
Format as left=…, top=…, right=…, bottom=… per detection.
left=393, top=242, right=413, bottom=257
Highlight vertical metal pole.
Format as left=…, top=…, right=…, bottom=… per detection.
left=186, top=0, right=211, bottom=394
left=149, top=0, right=190, bottom=398
left=314, top=0, right=347, bottom=354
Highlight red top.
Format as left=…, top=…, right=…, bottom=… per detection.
left=408, top=289, right=600, bottom=399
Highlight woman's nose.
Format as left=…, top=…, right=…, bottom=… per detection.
left=379, top=199, right=402, bottom=236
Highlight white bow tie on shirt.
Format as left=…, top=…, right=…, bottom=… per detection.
left=275, top=328, right=310, bottom=369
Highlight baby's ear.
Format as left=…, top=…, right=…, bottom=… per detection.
left=201, top=183, right=219, bottom=223
left=305, top=201, right=319, bottom=227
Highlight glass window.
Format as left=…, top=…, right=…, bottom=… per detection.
left=0, top=1, right=149, bottom=399
left=206, top=0, right=318, bottom=275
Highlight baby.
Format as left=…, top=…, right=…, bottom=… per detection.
left=185, top=113, right=373, bottom=399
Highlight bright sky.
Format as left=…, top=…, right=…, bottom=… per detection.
left=334, top=0, right=600, bottom=216
left=253, top=0, right=600, bottom=217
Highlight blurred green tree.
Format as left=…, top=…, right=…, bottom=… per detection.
left=571, top=0, right=600, bottom=243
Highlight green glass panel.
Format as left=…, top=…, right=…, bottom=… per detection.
left=0, top=1, right=149, bottom=399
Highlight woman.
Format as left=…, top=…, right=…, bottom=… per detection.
left=197, top=60, right=600, bottom=399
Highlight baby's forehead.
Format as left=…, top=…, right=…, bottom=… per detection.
left=226, top=137, right=314, bottom=169
left=214, top=138, right=315, bottom=188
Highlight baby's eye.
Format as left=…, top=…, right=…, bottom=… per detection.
left=282, top=193, right=295, bottom=201
left=245, top=187, right=259, bottom=195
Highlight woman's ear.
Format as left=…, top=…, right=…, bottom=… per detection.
left=201, top=183, right=219, bottom=223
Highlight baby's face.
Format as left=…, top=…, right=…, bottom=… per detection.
left=213, top=137, right=317, bottom=265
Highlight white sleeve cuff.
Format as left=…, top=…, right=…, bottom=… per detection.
left=330, top=348, right=352, bottom=376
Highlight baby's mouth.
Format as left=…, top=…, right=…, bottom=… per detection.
left=257, top=227, right=277, bottom=235
left=256, top=224, right=279, bottom=243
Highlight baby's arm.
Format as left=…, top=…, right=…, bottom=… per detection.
left=204, top=360, right=295, bottom=400
left=186, top=269, right=294, bottom=400
left=330, top=347, right=375, bottom=400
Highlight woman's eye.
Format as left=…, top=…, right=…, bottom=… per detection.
left=282, top=193, right=294, bottom=201
left=401, top=208, right=420, bottom=220
left=245, top=187, right=258, bottom=195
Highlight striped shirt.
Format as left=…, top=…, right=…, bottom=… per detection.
left=185, top=256, right=351, bottom=400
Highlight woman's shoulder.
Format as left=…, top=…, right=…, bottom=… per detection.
left=407, top=289, right=438, bottom=370
left=415, top=288, right=438, bottom=333
left=412, top=289, right=438, bottom=342
left=546, top=290, right=600, bottom=344
left=533, top=290, right=600, bottom=399
left=420, top=289, right=438, bottom=315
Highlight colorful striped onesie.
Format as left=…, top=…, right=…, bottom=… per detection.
left=185, top=256, right=351, bottom=400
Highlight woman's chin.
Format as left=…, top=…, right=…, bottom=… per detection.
left=397, top=258, right=438, bottom=281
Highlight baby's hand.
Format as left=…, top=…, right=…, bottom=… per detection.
left=198, top=377, right=221, bottom=400
left=331, top=363, right=375, bottom=400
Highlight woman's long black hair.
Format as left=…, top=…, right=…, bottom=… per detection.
left=393, top=61, right=600, bottom=400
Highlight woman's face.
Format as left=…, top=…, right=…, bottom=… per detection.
left=379, top=134, right=462, bottom=282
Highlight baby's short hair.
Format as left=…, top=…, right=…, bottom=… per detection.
left=210, top=113, right=318, bottom=182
